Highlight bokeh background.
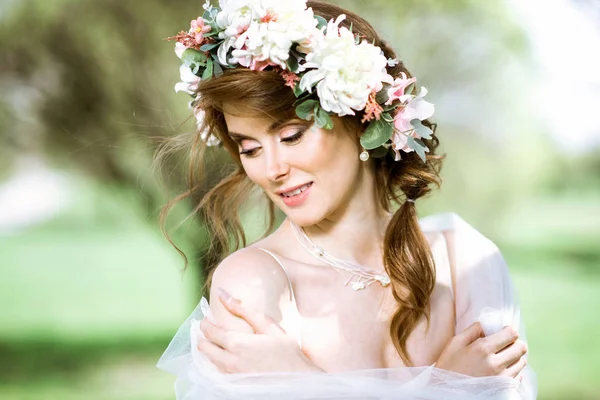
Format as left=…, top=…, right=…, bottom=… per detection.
left=1, top=0, right=599, bottom=399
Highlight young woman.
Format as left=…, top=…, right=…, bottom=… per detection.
left=158, top=1, right=537, bottom=398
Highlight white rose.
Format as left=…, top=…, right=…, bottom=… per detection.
left=216, top=0, right=317, bottom=69
left=299, top=15, right=392, bottom=116
left=174, top=65, right=200, bottom=95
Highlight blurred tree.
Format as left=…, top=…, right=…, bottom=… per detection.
left=0, top=0, right=539, bottom=292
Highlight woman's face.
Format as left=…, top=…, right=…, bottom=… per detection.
left=223, top=111, right=369, bottom=226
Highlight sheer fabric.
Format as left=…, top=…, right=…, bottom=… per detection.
left=157, top=213, right=537, bottom=399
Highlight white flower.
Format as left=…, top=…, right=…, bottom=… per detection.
left=299, top=15, right=393, bottom=116
left=174, top=65, right=200, bottom=95
left=174, top=42, right=187, bottom=59
left=216, top=0, right=318, bottom=69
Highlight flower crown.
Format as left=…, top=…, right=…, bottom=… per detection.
left=168, top=0, right=435, bottom=161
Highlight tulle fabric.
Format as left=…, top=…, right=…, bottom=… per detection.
left=158, top=213, right=538, bottom=399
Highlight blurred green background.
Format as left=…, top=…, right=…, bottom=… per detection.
left=0, top=0, right=599, bottom=399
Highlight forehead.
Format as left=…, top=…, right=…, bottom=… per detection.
left=223, top=112, right=276, bottom=136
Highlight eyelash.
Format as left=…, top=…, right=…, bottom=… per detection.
left=239, top=129, right=307, bottom=157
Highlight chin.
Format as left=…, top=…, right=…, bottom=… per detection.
left=280, top=202, right=333, bottom=228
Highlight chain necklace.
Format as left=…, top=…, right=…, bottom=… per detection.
left=290, top=221, right=391, bottom=291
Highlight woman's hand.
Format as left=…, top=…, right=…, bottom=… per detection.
left=436, top=322, right=528, bottom=379
left=197, top=289, right=323, bottom=374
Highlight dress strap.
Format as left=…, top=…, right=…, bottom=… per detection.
left=256, top=247, right=303, bottom=348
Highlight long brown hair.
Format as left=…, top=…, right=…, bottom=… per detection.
left=159, top=0, right=443, bottom=365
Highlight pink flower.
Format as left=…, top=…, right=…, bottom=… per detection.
left=391, top=87, right=435, bottom=160
left=362, top=91, right=384, bottom=123
left=385, top=73, right=416, bottom=105
left=280, top=70, right=300, bottom=88
left=190, top=17, right=211, bottom=44
left=391, top=129, right=417, bottom=160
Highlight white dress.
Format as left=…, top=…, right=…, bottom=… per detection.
left=157, top=213, right=538, bottom=399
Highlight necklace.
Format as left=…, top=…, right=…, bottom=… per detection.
left=290, top=221, right=391, bottom=291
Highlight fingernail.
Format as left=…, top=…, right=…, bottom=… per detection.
left=218, top=287, right=232, bottom=303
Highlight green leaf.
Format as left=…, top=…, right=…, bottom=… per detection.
left=315, top=16, right=327, bottom=30
left=286, top=56, right=299, bottom=73
left=213, top=60, right=223, bottom=76
left=411, top=119, right=432, bottom=139
left=404, top=83, right=415, bottom=95
left=375, top=84, right=391, bottom=105
left=200, top=42, right=220, bottom=52
left=182, top=48, right=207, bottom=75
left=315, top=106, right=334, bottom=130
left=293, top=84, right=305, bottom=98
left=296, top=99, right=319, bottom=121
left=202, top=58, right=214, bottom=80
left=381, top=112, right=394, bottom=123
left=182, top=48, right=207, bottom=66
left=407, top=137, right=429, bottom=162
left=370, top=146, right=390, bottom=158
left=360, top=119, right=394, bottom=150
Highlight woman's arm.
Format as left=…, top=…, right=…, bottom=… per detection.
left=208, top=247, right=291, bottom=333
left=197, top=247, right=321, bottom=373
left=428, top=214, right=536, bottom=397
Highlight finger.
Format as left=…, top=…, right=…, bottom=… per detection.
left=501, top=355, right=527, bottom=378
left=486, top=326, right=520, bottom=354
left=197, top=338, right=235, bottom=373
left=200, top=318, right=228, bottom=349
left=218, top=287, right=282, bottom=335
left=455, top=322, right=485, bottom=347
left=494, top=339, right=528, bottom=369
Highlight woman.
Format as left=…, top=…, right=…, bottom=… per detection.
left=158, top=0, right=537, bottom=398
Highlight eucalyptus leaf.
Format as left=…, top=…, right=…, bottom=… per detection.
left=181, top=48, right=207, bottom=67
left=381, top=112, right=394, bottom=123
left=200, top=42, right=220, bottom=52
left=360, top=119, right=394, bottom=150
left=286, top=55, right=299, bottom=73
left=315, top=106, right=334, bottom=130
left=370, top=146, right=390, bottom=158
left=296, top=99, right=318, bottom=121
left=213, top=60, right=223, bottom=76
left=411, top=119, right=432, bottom=139
left=315, top=16, right=327, bottom=30
left=376, top=84, right=391, bottom=105
left=293, top=84, right=305, bottom=98
left=407, top=137, right=429, bottom=162
left=202, top=58, right=214, bottom=80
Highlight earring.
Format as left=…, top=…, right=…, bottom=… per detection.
left=359, top=148, right=370, bottom=162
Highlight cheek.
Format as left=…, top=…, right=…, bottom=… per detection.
left=304, top=130, right=360, bottom=175
left=240, top=159, right=267, bottom=187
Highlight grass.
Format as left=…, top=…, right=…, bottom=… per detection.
left=0, top=180, right=598, bottom=399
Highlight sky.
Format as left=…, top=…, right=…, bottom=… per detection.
left=510, top=0, right=600, bottom=153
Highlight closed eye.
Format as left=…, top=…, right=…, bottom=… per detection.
left=281, top=129, right=307, bottom=145
left=240, top=146, right=260, bottom=157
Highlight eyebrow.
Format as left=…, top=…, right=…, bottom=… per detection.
left=228, top=119, right=299, bottom=142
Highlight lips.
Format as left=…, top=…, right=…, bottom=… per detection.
left=278, top=182, right=313, bottom=207
left=281, top=183, right=312, bottom=198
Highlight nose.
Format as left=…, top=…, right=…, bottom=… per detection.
left=264, top=147, right=290, bottom=182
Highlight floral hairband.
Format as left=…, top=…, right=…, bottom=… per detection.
left=168, top=0, right=435, bottom=161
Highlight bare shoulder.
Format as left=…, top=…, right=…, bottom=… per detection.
left=209, top=246, right=292, bottom=331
